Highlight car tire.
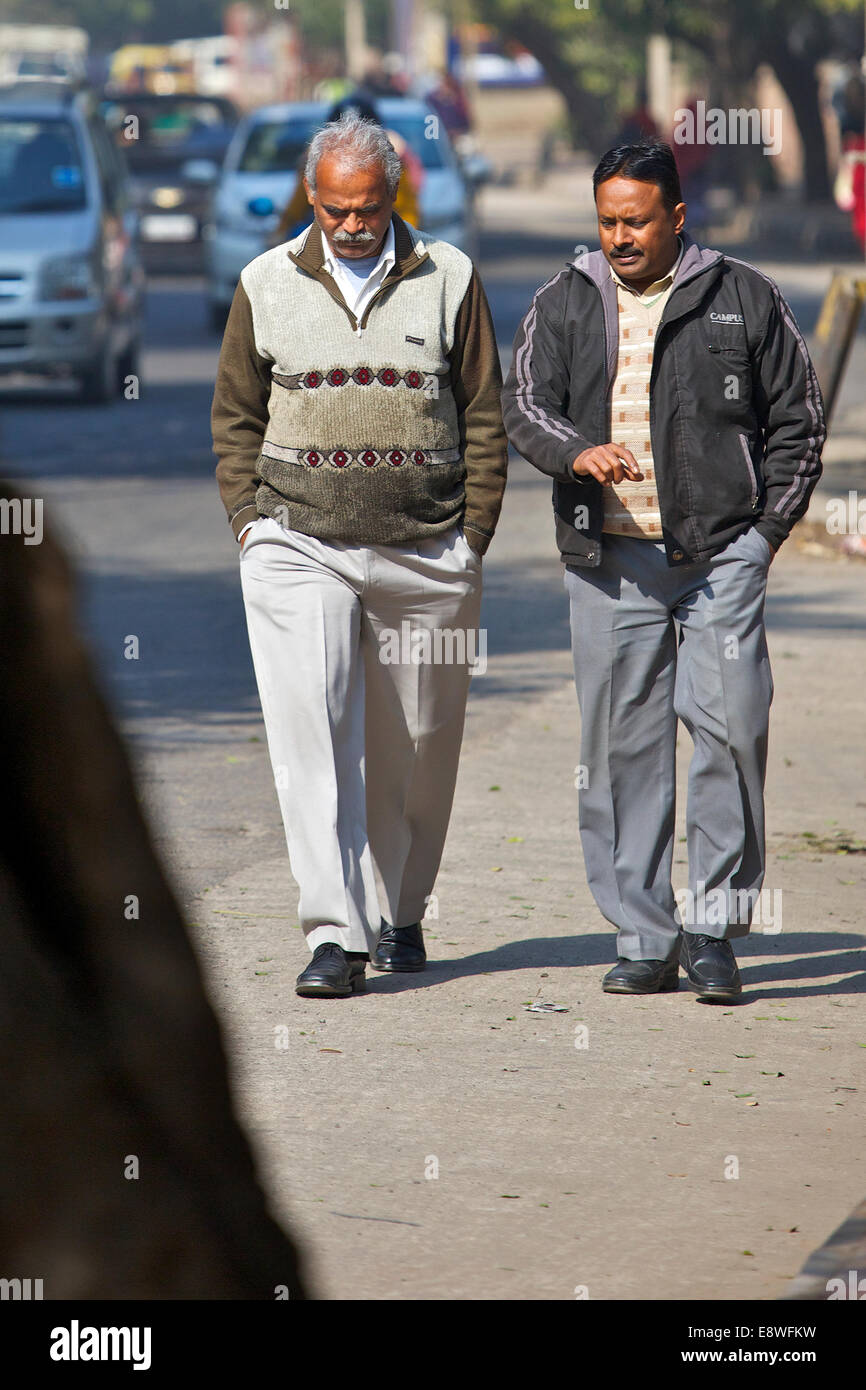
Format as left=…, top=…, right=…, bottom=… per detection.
left=116, top=337, right=141, bottom=395
left=79, top=337, right=118, bottom=405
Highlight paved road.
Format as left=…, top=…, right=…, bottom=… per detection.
left=2, top=173, right=864, bottom=1300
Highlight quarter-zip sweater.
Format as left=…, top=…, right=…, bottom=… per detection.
left=212, top=215, right=508, bottom=553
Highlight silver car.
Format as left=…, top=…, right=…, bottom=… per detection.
left=0, top=81, right=145, bottom=402
left=204, top=97, right=479, bottom=328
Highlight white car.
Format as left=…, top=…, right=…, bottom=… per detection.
left=204, top=97, right=479, bottom=328
left=0, top=80, right=144, bottom=402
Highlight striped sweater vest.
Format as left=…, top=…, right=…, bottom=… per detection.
left=603, top=275, right=676, bottom=539
left=239, top=227, right=474, bottom=545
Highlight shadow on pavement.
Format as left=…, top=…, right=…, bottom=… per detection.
left=356, top=929, right=865, bottom=999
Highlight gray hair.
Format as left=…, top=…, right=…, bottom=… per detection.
left=305, top=110, right=402, bottom=199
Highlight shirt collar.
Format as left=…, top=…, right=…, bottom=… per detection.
left=322, top=219, right=395, bottom=280
left=609, top=236, right=683, bottom=299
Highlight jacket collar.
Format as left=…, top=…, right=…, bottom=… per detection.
left=571, top=230, right=723, bottom=293
left=608, top=236, right=684, bottom=296
left=285, top=212, right=430, bottom=330
left=569, top=231, right=725, bottom=390
left=320, top=218, right=396, bottom=281
left=288, top=212, right=428, bottom=281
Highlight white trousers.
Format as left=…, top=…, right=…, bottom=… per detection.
left=239, top=516, right=483, bottom=954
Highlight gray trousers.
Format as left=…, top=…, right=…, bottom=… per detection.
left=240, top=516, right=482, bottom=956
left=565, top=525, right=774, bottom=961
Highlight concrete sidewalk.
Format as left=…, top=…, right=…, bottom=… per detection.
left=188, top=458, right=865, bottom=1301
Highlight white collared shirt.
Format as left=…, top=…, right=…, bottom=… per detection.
left=322, top=220, right=396, bottom=330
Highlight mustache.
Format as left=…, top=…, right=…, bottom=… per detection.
left=333, top=228, right=377, bottom=244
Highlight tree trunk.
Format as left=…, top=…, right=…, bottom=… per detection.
left=761, top=43, right=831, bottom=202
left=491, top=12, right=615, bottom=155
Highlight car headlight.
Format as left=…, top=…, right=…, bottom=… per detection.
left=39, top=254, right=98, bottom=302
left=151, top=186, right=185, bottom=209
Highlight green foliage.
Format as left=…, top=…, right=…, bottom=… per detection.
left=0, top=0, right=394, bottom=52
left=475, top=0, right=862, bottom=194
left=475, top=0, right=862, bottom=69
left=0, top=0, right=221, bottom=46
left=291, top=0, right=391, bottom=54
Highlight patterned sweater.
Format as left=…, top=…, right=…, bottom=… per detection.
left=603, top=252, right=679, bottom=538
left=211, top=215, right=508, bottom=554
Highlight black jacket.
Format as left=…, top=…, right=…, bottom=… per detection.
left=501, top=233, right=825, bottom=567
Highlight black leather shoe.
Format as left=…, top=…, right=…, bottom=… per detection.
left=680, top=932, right=742, bottom=1002
left=371, top=921, right=426, bottom=972
left=295, top=943, right=367, bottom=997
left=602, top=957, right=679, bottom=994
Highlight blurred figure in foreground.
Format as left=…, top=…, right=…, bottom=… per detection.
left=0, top=481, right=307, bottom=1298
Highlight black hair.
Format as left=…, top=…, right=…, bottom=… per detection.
left=593, top=141, right=683, bottom=211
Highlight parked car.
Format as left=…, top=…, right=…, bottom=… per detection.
left=0, top=81, right=145, bottom=402
left=204, top=97, right=480, bottom=328
left=454, top=46, right=545, bottom=87
left=100, top=92, right=238, bottom=270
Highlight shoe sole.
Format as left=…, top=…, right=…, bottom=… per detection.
left=603, top=975, right=680, bottom=995
left=295, top=974, right=367, bottom=997
left=369, top=960, right=426, bottom=973
left=685, top=977, right=742, bottom=1003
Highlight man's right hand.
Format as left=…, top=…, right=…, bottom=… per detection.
left=573, top=444, right=644, bottom=485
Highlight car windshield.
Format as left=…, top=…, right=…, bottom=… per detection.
left=237, top=119, right=320, bottom=174
left=386, top=116, right=451, bottom=170
left=102, top=99, right=236, bottom=170
left=0, top=116, right=88, bottom=214
left=18, top=58, right=74, bottom=78
left=237, top=113, right=451, bottom=174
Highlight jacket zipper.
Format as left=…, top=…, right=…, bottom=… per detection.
left=303, top=269, right=359, bottom=331
left=290, top=253, right=430, bottom=335
left=357, top=258, right=426, bottom=329
left=582, top=259, right=726, bottom=556
left=738, top=432, right=760, bottom=509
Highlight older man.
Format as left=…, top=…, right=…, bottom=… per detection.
left=212, top=112, right=507, bottom=997
left=503, top=141, right=824, bottom=1002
